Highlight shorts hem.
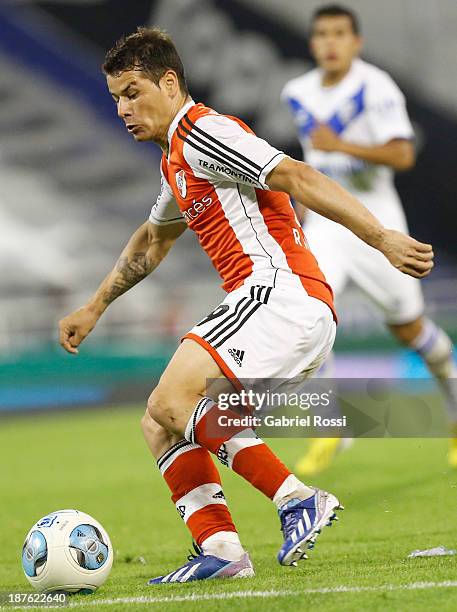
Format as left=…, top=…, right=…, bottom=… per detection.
left=182, top=333, right=243, bottom=391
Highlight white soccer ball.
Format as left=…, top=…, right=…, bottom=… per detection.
left=22, top=509, right=113, bottom=594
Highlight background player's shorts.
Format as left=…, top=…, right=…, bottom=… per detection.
left=304, top=207, right=424, bottom=325
left=183, top=271, right=336, bottom=387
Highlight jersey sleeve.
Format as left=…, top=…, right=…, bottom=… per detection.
left=181, top=113, right=286, bottom=190
left=148, top=163, right=185, bottom=225
left=366, top=72, right=414, bottom=144
left=280, top=80, right=316, bottom=147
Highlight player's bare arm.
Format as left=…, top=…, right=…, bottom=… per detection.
left=59, top=220, right=186, bottom=354
left=311, top=126, right=415, bottom=171
left=267, top=157, right=433, bottom=278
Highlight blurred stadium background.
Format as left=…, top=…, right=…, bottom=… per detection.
left=1, top=0, right=456, bottom=413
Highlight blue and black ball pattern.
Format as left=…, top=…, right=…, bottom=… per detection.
left=69, top=524, right=109, bottom=570
left=22, top=531, right=48, bottom=577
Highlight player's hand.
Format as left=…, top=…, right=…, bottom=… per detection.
left=380, top=229, right=434, bottom=278
left=59, top=306, right=100, bottom=354
left=311, top=124, right=342, bottom=152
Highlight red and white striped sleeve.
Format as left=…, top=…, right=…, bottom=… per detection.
left=179, top=113, right=286, bottom=190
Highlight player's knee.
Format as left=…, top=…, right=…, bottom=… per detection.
left=147, top=385, right=180, bottom=430
left=140, top=408, right=160, bottom=436
left=389, top=317, right=423, bottom=345
left=141, top=407, right=183, bottom=458
left=140, top=409, right=149, bottom=434
left=147, top=387, right=166, bottom=424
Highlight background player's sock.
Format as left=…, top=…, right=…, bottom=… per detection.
left=184, top=398, right=315, bottom=502
left=158, top=438, right=243, bottom=558
left=410, top=318, right=457, bottom=421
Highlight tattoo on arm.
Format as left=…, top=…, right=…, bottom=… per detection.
left=103, top=251, right=152, bottom=305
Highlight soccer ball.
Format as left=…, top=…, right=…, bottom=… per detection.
left=22, top=509, right=113, bottom=594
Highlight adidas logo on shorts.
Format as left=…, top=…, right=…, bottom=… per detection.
left=228, top=348, right=244, bottom=367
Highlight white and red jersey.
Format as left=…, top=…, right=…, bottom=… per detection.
left=149, top=100, right=335, bottom=318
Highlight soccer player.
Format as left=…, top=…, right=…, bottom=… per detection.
left=281, top=4, right=457, bottom=475
left=59, top=27, right=433, bottom=583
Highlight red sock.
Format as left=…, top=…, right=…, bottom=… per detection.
left=158, top=439, right=237, bottom=546
left=185, top=398, right=291, bottom=499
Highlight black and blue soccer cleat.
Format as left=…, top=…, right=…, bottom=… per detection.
left=277, top=488, right=343, bottom=566
left=148, top=544, right=255, bottom=584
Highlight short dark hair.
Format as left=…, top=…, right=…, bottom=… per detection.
left=311, top=4, right=360, bottom=35
left=103, top=26, right=188, bottom=95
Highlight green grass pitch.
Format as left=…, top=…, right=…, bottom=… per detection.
left=1, top=401, right=457, bottom=611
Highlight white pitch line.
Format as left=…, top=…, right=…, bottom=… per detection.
left=3, top=581, right=457, bottom=610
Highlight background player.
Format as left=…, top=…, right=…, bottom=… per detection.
left=59, top=27, right=433, bottom=583
left=281, top=4, right=457, bottom=475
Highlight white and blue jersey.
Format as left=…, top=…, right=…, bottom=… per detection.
left=281, top=59, right=424, bottom=324
left=281, top=58, right=414, bottom=216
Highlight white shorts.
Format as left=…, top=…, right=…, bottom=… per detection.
left=184, top=271, right=336, bottom=387
left=304, top=207, right=424, bottom=325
